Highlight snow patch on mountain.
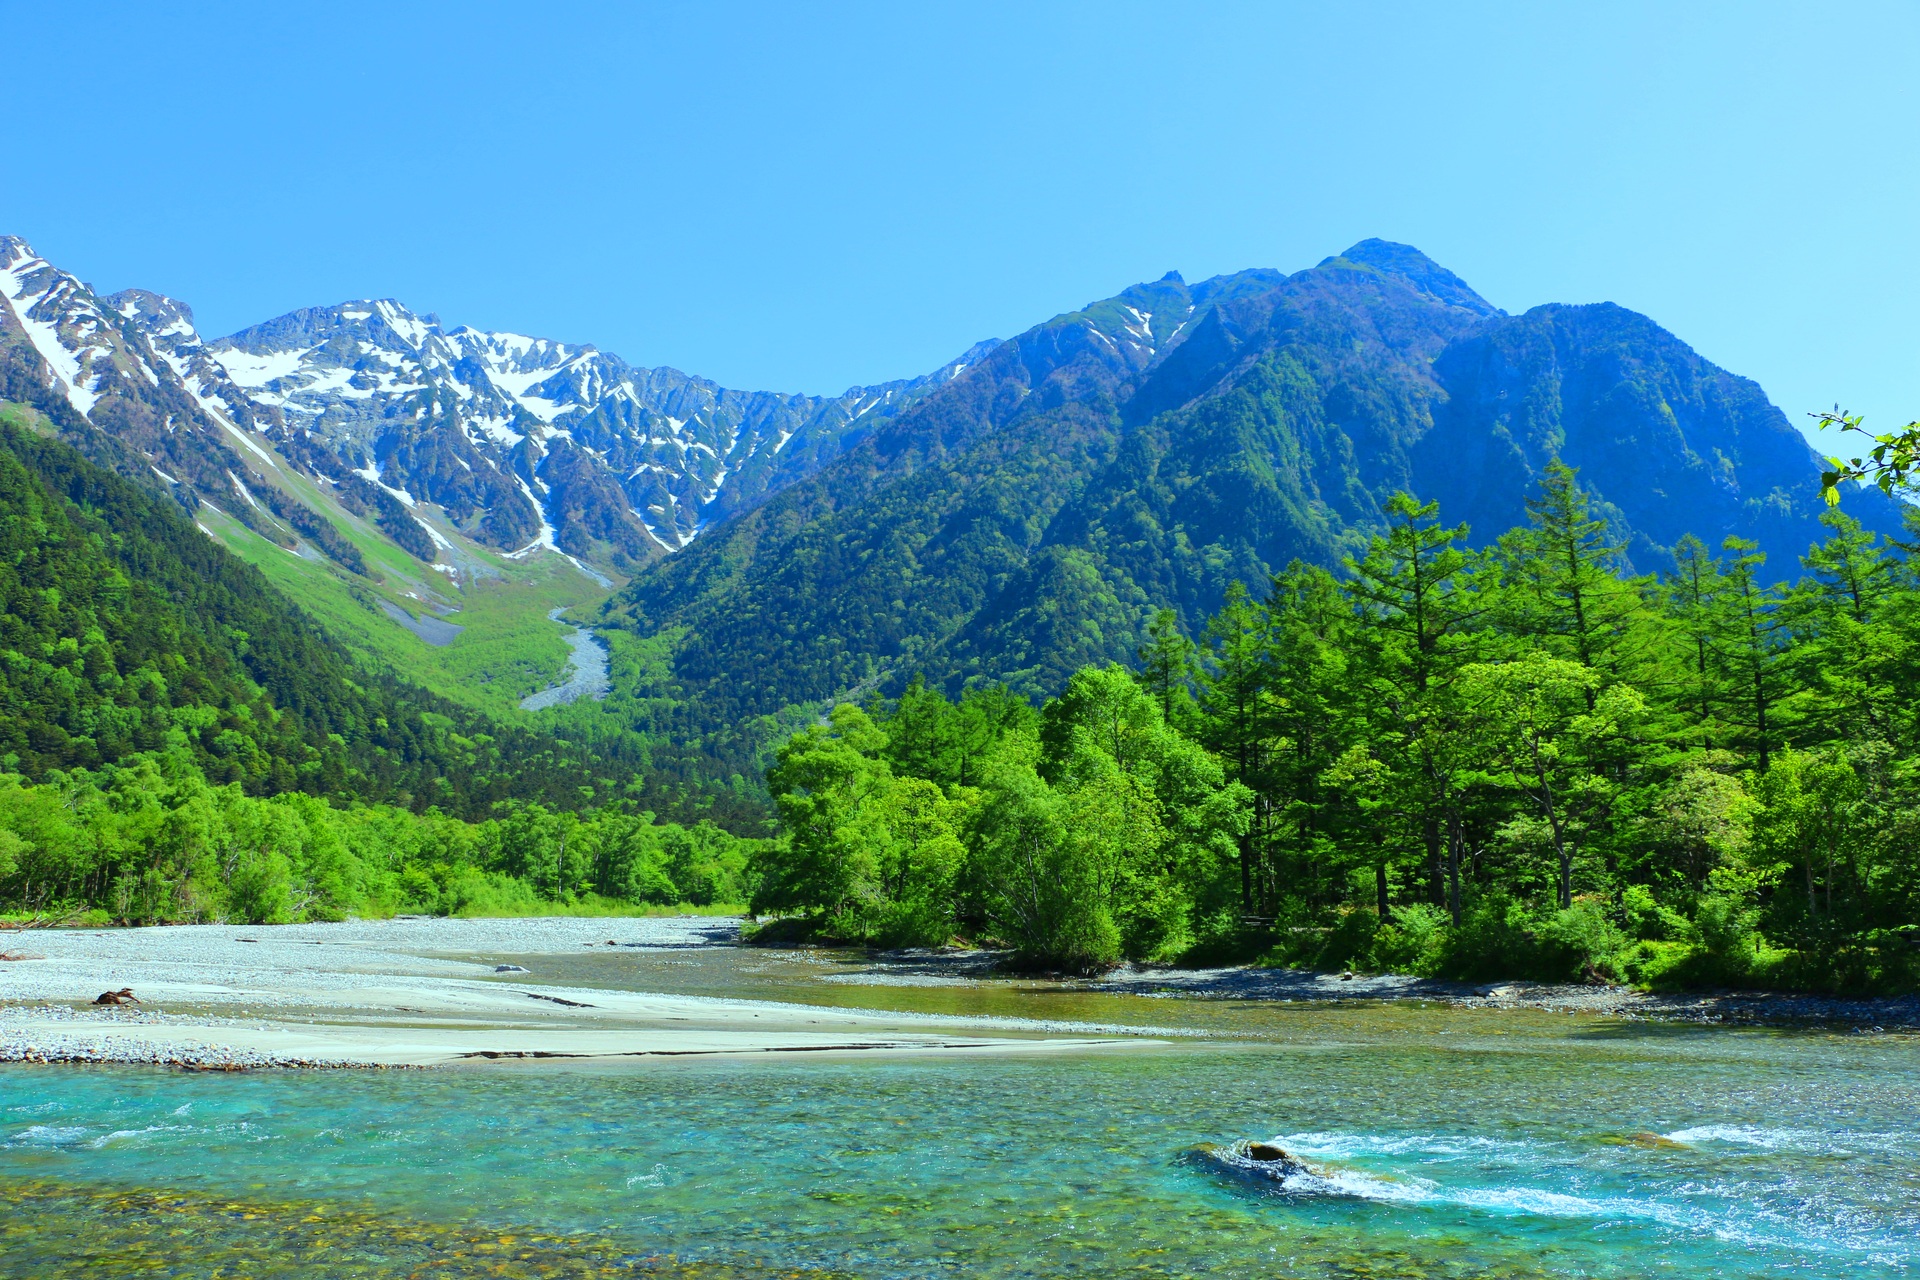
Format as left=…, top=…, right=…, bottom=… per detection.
left=3, top=231, right=1002, bottom=578
left=1, top=239, right=103, bottom=414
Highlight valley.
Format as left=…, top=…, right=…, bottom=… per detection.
left=3, top=230, right=1916, bottom=993
left=4, top=232, right=1892, bottom=759
left=9, top=14, right=1916, bottom=1280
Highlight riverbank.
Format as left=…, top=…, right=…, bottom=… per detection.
left=813, top=942, right=1920, bottom=1033
left=0, top=917, right=1147, bottom=1068
left=7, top=917, right=1915, bottom=1072
left=1094, top=962, right=1920, bottom=1032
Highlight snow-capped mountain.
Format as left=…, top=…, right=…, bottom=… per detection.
left=207, top=300, right=992, bottom=559
left=0, top=236, right=337, bottom=558
left=0, top=234, right=996, bottom=576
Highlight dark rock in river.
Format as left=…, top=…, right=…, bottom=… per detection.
left=1199, top=1139, right=1315, bottom=1181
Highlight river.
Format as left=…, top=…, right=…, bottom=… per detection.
left=519, top=607, right=611, bottom=711
left=3, top=943, right=1916, bottom=1278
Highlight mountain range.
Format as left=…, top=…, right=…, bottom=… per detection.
left=1, top=235, right=994, bottom=575
left=594, top=239, right=1905, bottom=750
left=1, top=233, right=1900, bottom=781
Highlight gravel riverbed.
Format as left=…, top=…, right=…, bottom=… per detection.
left=5, top=916, right=1913, bottom=1072
left=0, top=916, right=1155, bottom=1068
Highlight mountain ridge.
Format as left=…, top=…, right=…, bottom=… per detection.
left=2, top=233, right=1001, bottom=584
left=593, top=239, right=1905, bottom=758
left=4, top=232, right=1903, bottom=790
left=204, top=294, right=997, bottom=563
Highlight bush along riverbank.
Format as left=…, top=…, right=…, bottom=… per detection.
left=0, top=749, right=765, bottom=924
left=747, top=470, right=1920, bottom=995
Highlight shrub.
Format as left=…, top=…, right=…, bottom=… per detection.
left=1367, top=903, right=1449, bottom=975
left=226, top=849, right=294, bottom=925
left=1313, top=907, right=1381, bottom=971
left=1537, top=899, right=1628, bottom=982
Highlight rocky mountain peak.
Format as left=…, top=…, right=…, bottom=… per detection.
left=106, top=289, right=198, bottom=350
left=1321, top=238, right=1502, bottom=317
left=4, top=232, right=1013, bottom=577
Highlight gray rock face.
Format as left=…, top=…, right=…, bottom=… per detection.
left=204, top=297, right=997, bottom=563
left=4, top=233, right=997, bottom=578
left=0, top=238, right=306, bottom=549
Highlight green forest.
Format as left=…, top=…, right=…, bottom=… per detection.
left=0, top=752, right=758, bottom=925
left=752, top=464, right=1920, bottom=993
left=0, top=412, right=758, bottom=921
left=7, top=389, right=1919, bottom=996
left=0, top=413, right=645, bottom=813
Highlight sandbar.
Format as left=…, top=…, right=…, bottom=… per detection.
left=0, top=916, right=1149, bottom=1068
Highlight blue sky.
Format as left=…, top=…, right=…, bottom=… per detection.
left=5, top=2, right=1916, bottom=447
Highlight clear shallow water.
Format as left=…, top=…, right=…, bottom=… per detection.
left=3, top=950, right=1918, bottom=1278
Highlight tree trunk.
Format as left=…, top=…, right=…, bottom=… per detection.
left=1528, top=749, right=1574, bottom=911
left=1445, top=814, right=1463, bottom=926
left=1239, top=831, right=1252, bottom=912
left=1424, top=815, right=1443, bottom=907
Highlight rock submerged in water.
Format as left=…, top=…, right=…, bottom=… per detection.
left=1190, top=1139, right=1316, bottom=1182
left=1242, top=1142, right=1311, bottom=1177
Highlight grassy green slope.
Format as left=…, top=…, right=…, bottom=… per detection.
left=0, top=408, right=640, bottom=813
left=189, top=431, right=616, bottom=719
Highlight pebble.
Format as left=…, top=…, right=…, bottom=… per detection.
left=0, top=916, right=741, bottom=1071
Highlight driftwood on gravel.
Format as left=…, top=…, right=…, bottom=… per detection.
left=0, top=909, right=88, bottom=932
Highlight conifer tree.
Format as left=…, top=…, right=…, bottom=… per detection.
left=1197, top=583, right=1269, bottom=910
left=1343, top=493, right=1493, bottom=918
left=1789, top=513, right=1898, bottom=747
left=1259, top=562, right=1355, bottom=910
left=1499, top=461, right=1647, bottom=705
left=1713, top=538, right=1792, bottom=772
left=1136, top=607, right=1196, bottom=729
left=1662, top=534, right=1728, bottom=748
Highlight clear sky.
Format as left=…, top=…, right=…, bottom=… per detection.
left=5, top=2, right=1915, bottom=447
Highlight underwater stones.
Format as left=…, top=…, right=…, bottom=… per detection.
left=1247, top=1143, right=1288, bottom=1162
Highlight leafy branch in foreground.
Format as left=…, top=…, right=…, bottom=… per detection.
left=1815, top=409, right=1920, bottom=505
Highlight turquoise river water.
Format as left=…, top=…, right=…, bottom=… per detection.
left=3, top=946, right=1917, bottom=1278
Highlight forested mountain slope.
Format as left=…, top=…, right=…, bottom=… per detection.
left=601, top=240, right=1904, bottom=752
left=6, top=230, right=1897, bottom=798
left=0, top=233, right=1008, bottom=761
left=0, top=412, right=643, bottom=816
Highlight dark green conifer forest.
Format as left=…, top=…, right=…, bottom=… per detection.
left=751, top=464, right=1920, bottom=992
